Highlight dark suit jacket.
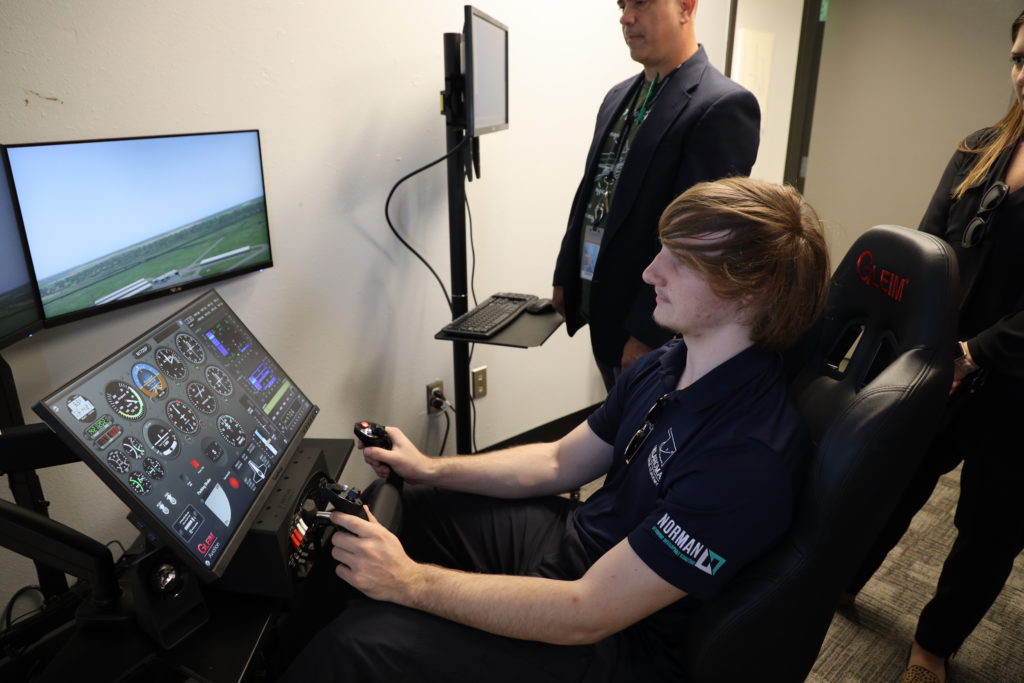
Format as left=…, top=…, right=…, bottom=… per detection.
left=553, top=46, right=760, bottom=366
left=919, top=126, right=1024, bottom=383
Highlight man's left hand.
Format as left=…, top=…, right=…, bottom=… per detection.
left=621, top=336, right=652, bottom=370
left=330, top=507, right=417, bottom=603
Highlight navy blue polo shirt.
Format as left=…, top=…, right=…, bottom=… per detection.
left=575, top=339, right=809, bottom=602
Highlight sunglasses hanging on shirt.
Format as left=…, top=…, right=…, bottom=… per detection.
left=623, top=393, right=669, bottom=464
left=962, top=181, right=1009, bottom=248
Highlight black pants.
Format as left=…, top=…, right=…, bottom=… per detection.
left=278, top=486, right=628, bottom=683
left=847, top=379, right=1024, bottom=657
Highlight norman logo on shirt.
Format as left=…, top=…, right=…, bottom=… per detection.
left=652, top=513, right=727, bottom=576
left=646, top=428, right=678, bottom=485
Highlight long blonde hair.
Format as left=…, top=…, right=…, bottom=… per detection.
left=953, top=10, right=1024, bottom=199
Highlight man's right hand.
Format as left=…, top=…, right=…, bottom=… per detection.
left=552, top=285, right=566, bottom=318
left=359, top=426, right=437, bottom=485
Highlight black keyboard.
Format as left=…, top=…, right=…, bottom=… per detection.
left=441, top=293, right=538, bottom=339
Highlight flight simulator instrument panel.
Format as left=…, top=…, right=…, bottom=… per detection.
left=35, top=290, right=318, bottom=579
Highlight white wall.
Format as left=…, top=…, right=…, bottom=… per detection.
left=731, top=0, right=805, bottom=183
left=804, top=0, right=1020, bottom=263
left=697, top=0, right=731, bottom=69
left=0, top=1, right=731, bottom=618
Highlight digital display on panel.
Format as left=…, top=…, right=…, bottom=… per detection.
left=6, top=130, right=273, bottom=326
left=0, top=150, right=42, bottom=348
left=33, top=289, right=318, bottom=581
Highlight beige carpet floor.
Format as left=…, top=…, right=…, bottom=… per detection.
left=808, top=465, right=1024, bottom=681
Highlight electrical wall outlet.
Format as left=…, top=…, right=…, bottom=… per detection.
left=426, top=380, right=444, bottom=414
left=471, top=366, right=487, bottom=399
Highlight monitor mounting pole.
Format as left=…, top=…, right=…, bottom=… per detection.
left=442, top=31, right=473, bottom=454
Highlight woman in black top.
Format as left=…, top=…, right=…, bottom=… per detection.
left=846, top=10, right=1024, bottom=683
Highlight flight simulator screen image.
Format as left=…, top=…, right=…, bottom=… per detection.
left=6, top=130, right=273, bottom=324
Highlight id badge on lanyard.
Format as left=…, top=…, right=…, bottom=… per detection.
left=580, top=72, right=662, bottom=283
left=581, top=224, right=603, bottom=281
left=581, top=177, right=613, bottom=281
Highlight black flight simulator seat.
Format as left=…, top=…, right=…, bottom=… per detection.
left=680, top=225, right=959, bottom=681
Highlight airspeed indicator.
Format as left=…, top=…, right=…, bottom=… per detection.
left=105, top=381, right=146, bottom=421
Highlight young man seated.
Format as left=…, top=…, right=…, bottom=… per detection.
left=282, top=177, right=830, bottom=682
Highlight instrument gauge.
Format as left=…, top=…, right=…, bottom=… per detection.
left=154, top=347, right=188, bottom=380
left=107, top=450, right=131, bottom=474
left=217, top=414, right=247, bottom=448
left=123, top=436, right=146, bottom=459
left=143, top=420, right=180, bottom=459
left=186, top=382, right=218, bottom=414
left=175, top=333, right=206, bottom=364
left=127, top=471, right=153, bottom=496
left=143, top=456, right=166, bottom=480
left=205, top=366, right=234, bottom=397
left=132, top=363, right=168, bottom=399
left=166, top=399, right=201, bottom=435
left=104, top=381, right=146, bottom=421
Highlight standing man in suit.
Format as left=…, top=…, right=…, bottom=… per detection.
left=553, top=0, right=760, bottom=389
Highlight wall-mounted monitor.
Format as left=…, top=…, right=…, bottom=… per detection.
left=4, top=130, right=273, bottom=327
left=33, top=289, right=318, bottom=582
left=463, top=5, right=509, bottom=137
left=0, top=151, right=43, bottom=350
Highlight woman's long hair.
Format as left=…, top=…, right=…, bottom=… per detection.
left=953, top=10, right=1024, bottom=199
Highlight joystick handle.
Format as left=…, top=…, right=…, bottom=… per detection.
left=353, top=421, right=393, bottom=450
left=353, top=421, right=402, bottom=489
left=323, top=487, right=369, bottom=522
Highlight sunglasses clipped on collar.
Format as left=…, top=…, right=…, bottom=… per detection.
left=623, top=393, right=669, bottom=464
left=962, top=182, right=1009, bottom=248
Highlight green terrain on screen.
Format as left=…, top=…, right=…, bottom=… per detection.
left=38, top=197, right=270, bottom=319
left=0, top=283, right=38, bottom=335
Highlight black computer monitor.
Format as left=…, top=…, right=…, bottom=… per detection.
left=0, top=150, right=43, bottom=350
left=5, top=130, right=273, bottom=327
left=33, top=289, right=318, bottom=582
left=463, top=6, right=509, bottom=137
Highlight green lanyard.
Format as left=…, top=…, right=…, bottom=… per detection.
left=593, top=74, right=661, bottom=227
left=634, top=72, right=660, bottom=125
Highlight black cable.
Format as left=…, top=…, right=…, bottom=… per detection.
left=465, top=196, right=478, bottom=308
left=429, top=388, right=454, bottom=456
left=439, top=410, right=451, bottom=456
left=384, top=137, right=470, bottom=314
left=470, top=392, right=478, bottom=454
left=6, top=603, right=44, bottom=630
left=2, top=585, right=42, bottom=631
left=105, top=539, right=127, bottom=562
left=465, top=195, right=478, bottom=367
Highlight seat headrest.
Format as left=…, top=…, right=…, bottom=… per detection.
left=792, top=225, right=958, bottom=393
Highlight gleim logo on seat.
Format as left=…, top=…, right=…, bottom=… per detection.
left=855, top=250, right=910, bottom=302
